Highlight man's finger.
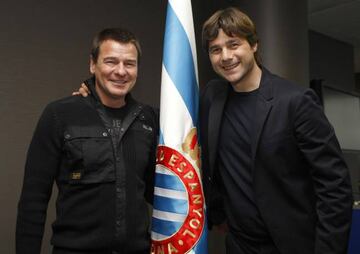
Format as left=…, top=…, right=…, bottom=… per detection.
left=81, top=83, right=90, bottom=93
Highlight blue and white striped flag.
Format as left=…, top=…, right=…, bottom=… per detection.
left=151, top=1, right=208, bottom=254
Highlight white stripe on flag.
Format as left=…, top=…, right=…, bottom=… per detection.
left=154, top=187, right=187, bottom=200
left=160, top=66, right=193, bottom=148
left=151, top=231, right=169, bottom=241
left=152, top=209, right=187, bottom=222
left=155, top=165, right=175, bottom=175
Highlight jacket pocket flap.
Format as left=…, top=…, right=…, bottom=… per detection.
left=64, top=126, right=109, bottom=140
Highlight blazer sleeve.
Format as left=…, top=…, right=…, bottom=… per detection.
left=16, top=103, right=62, bottom=254
left=293, top=89, right=353, bottom=254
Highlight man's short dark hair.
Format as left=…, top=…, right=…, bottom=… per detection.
left=91, top=27, right=142, bottom=63
left=202, top=7, right=260, bottom=64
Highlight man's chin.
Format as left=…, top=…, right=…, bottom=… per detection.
left=111, top=92, right=128, bottom=98
left=109, top=84, right=128, bottom=91
left=221, top=74, right=239, bottom=83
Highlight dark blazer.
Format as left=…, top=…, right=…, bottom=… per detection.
left=200, top=68, right=353, bottom=254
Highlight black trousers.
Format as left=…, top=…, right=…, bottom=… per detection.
left=226, top=232, right=280, bottom=254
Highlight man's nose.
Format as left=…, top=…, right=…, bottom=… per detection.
left=221, top=48, right=233, bottom=61
left=115, top=63, right=126, bottom=75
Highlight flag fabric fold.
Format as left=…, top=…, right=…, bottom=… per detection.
left=151, top=1, right=208, bottom=254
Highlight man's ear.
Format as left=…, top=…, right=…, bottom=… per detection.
left=252, top=43, right=258, bottom=53
left=90, top=56, right=95, bottom=74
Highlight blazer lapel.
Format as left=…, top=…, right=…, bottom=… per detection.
left=208, top=85, right=229, bottom=176
left=251, top=69, right=274, bottom=161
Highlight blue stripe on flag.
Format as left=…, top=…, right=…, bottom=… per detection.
left=154, top=173, right=185, bottom=191
left=159, top=130, right=165, bottom=145
left=151, top=217, right=183, bottom=236
left=153, top=195, right=188, bottom=214
left=163, top=4, right=199, bottom=124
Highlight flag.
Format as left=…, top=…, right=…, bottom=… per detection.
left=151, top=0, right=208, bottom=254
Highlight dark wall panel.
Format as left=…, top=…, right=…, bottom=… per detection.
left=309, top=30, right=355, bottom=92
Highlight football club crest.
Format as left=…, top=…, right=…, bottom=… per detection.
left=151, top=143, right=205, bottom=254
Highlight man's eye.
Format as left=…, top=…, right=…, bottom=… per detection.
left=210, top=48, right=220, bottom=54
left=125, top=62, right=136, bottom=67
left=230, top=43, right=239, bottom=48
left=105, top=61, right=116, bottom=65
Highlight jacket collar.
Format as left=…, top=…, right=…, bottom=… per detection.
left=84, top=76, right=143, bottom=141
left=250, top=67, right=274, bottom=162
left=257, top=67, right=274, bottom=102
left=207, top=83, right=230, bottom=173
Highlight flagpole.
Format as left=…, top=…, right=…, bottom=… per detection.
left=151, top=0, right=208, bottom=253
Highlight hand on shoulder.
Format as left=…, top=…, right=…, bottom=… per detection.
left=72, top=83, right=90, bottom=97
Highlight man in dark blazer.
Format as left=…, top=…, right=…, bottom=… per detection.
left=200, top=7, right=353, bottom=254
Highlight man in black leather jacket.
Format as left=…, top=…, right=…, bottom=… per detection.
left=16, top=28, right=158, bottom=254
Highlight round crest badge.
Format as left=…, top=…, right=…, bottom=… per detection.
left=151, top=145, right=205, bottom=254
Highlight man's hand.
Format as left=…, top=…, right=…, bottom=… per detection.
left=72, top=83, right=90, bottom=97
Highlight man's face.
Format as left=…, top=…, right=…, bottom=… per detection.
left=208, top=29, right=258, bottom=88
left=90, top=39, right=138, bottom=107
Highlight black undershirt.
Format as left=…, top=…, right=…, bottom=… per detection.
left=103, top=104, right=129, bottom=144
left=218, top=88, right=270, bottom=243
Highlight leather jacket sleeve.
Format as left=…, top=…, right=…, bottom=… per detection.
left=16, top=103, right=62, bottom=254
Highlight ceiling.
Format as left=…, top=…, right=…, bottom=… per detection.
left=308, top=0, right=360, bottom=47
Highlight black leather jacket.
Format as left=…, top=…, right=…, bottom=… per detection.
left=16, top=80, right=158, bottom=254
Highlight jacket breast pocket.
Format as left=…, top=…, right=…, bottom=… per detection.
left=126, top=121, right=155, bottom=174
left=63, top=128, right=114, bottom=184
